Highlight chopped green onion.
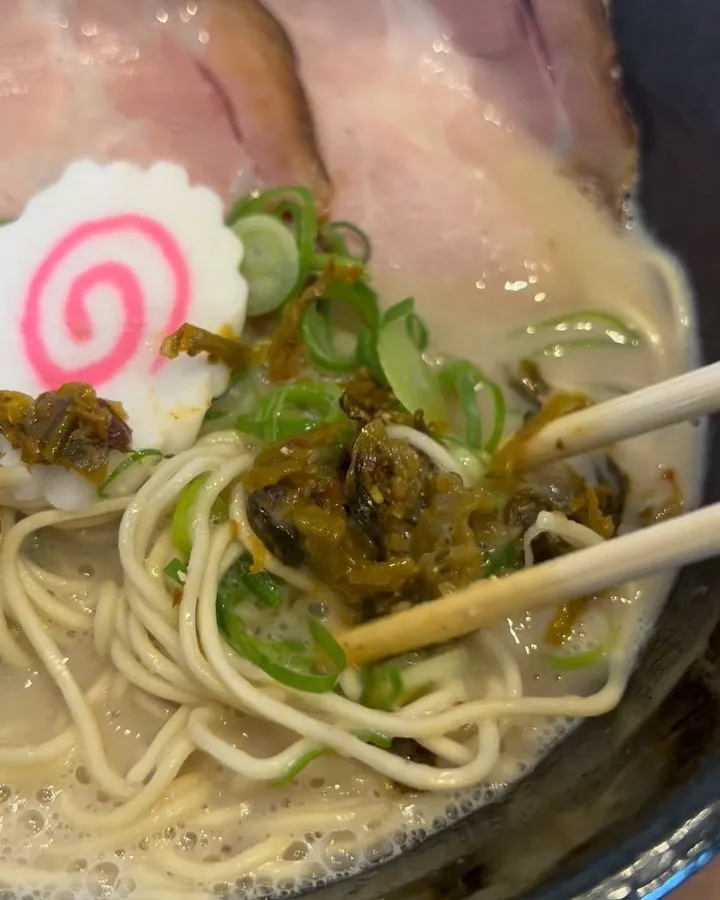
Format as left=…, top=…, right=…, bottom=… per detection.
left=541, top=338, right=630, bottom=357
left=383, top=297, right=429, bottom=351
left=442, top=436, right=487, bottom=487
left=545, top=617, right=617, bottom=671
left=517, top=310, right=643, bottom=358
left=200, top=410, right=241, bottom=437
left=218, top=556, right=285, bottom=609
left=273, top=729, right=390, bottom=787
left=301, top=302, right=352, bottom=372
left=318, top=220, right=372, bottom=263
left=401, top=648, right=468, bottom=693
left=171, top=474, right=227, bottom=558
left=377, top=300, right=444, bottom=421
left=361, top=651, right=468, bottom=712
left=201, top=411, right=241, bottom=438
left=218, top=598, right=346, bottom=693
left=440, top=361, right=506, bottom=454
left=227, top=187, right=305, bottom=223
left=172, top=475, right=207, bottom=557
left=309, top=617, right=347, bottom=678
left=204, top=373, right=258, bottom=434
left=480, top=540, right=522, bottom=578
left=440, top=363, right=483, bottom=447
left=236, top=381, right=344, bottom=443
left=236, top=414, right=309, bottom=443
left=225, top=189, right=374, bottom=303
left=355, top=730, right=393, bottom=749
left=310, top=252, right=363, bottom=274
left=360, top=663, right=403, bottom=711
left=326, top=279, right=380, bottom=328
left=356, top=327, right=387, bottom=385
left=545, top=645, right=608, bottom=670
left=272, top=199, right=303, bottom=222
left=382, top=297, right=415, bottom=324
left=226, top=186, right=318, bottom=279
left=520, top=309, right=642, bottom=341
left=211, top=497, right=229, bottom=524
left=274, top=748, right=329, bottom=787
left=300, top=281, right=381, bottom=373
left=97, top=448, right=164, bottom=498
left=487, top=490, right=510, bottom=512
left=405, top=313, right=429, bottom=351
left=163, top=558, right=187, bottom=585
left=203, top=409, right=228, bottom=422
left=231, top=214, right=300, bottom=316
left=317, top=223, right=348, bottom=256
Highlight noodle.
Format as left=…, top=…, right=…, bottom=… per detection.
left=150, top=836, right=293, bottom=884
left=2, top=503, right=135, bottom=799
left=384, top=425, right=467, bottom=479
left=61, top=736, right=197, bottom=830
left=189, top=709, right=319, bottom=781
left=126, top=707, right=192, bottom=786
left=56, top=776, right=211, bottom=856
left=19, top=568, right=93, bottom=632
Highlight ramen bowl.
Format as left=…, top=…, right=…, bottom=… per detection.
left=0, top=1, right=719, bottom=899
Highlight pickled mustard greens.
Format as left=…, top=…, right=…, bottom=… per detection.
left=0, top=383, right=131, bottom=482
left=160, top=322, right=248, bottom=373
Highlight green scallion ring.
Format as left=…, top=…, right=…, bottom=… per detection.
left=226, top=186, right=318, bottom=279
left=97, top=448, right=164, bottom=498
left=300, top=281, right=381, bottom=373
left=232, top=214, right=300, bottom=316
left=377, top=301, right=444, bottom=421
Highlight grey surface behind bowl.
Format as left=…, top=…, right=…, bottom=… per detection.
left=614, top=0, right=720, bottom=138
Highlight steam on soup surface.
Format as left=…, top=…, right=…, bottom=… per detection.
left=0, top=1, right=703, bottom=898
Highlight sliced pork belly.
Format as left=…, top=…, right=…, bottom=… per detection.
left=427, top=0, right=635, bottom=211
left=0, top=0, right=331, bottom=218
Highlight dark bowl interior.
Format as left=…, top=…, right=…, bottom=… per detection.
left=301, top=2, right=720, bottom=898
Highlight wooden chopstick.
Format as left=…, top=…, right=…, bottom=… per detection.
left=520, top=360, right=720, bottom=468
left=338, top=501, right=720, bottom=666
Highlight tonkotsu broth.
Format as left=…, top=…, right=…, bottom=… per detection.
left=0, top=218, right=703, bottom=899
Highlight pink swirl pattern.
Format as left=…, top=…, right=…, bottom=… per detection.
left=21, top=215, right=191, bottom=390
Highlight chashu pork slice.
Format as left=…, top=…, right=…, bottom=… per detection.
left=0, top=0, right=331, bottom=218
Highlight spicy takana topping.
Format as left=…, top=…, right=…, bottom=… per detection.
left=160, top=323, right=248, bottom=373
left=0, top=383, right=131, bottom=482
